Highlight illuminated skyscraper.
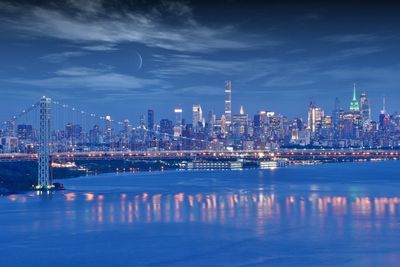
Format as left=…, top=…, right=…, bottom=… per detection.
left=349, top=83, right=360, bottom=112
left=192, top=104, right=203, bottom=131
left=224, top=80, right=232, bottom=126
left=381, top=96, right=386, bottom=115
left=360, top=92, right=371, bottom=122
left=233, top=105, right=248, bottom=137
left=174, top=108, right=183, bottom=137
left=105, top=115, right=112, bottom=137
left=307, top=102, right=324, bottom=133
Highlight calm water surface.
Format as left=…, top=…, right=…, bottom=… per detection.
left=1, top=161, right=400, bottom=266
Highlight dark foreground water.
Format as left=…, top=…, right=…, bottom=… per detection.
left=1, top=161, right=400, bottom=266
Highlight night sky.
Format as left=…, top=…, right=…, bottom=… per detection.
left=0, top=0, right=399, bottom=123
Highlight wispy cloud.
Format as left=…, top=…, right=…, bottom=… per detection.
left=40, top=51, right=88, bottom=63
left=81, top=44, right=118, bottom=51
left=321, top=33, right=378, bottom=43
left=149, top=46, right=385, bottom=90
left=8, top=66, right=165, bottom=96
left=334, top=46, right=384, bottom=59
left=168, top=85, right=223, bottom=97
left=150, top=54, right=280, bottom=78
left=0, top=1, right=278, bottom=53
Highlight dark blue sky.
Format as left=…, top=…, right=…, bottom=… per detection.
left=0, top=0, right=399, bottom=123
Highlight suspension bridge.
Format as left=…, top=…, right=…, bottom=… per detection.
left=1, top=96, right=399, bottom=191
left=0, top=96, right=214, bottom=190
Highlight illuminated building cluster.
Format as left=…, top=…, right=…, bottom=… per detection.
left=1, top=81, right=400, bottom=153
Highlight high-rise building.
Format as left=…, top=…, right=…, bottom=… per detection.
left=174, top=108, right=183, bottom=137
left=254, top=111, right=267, bottom=128
left=360, top=92, right=371, bottom=122
left=5, top=120, right=15, bottom=137
left=307, top=102, right=324, bottom=133
left=208, top=110, right=216, bottom=126
left=381, top=96, right=386, bottom=115
left=123, top=119, right=130, bottom=133
left=224, top=80, right=232, bottom=126
left=332, top=97, right=341, bottom=124
left=349, top=83, right=360, bottom=112
left=160, top=119, right=173, bottom=135
left=233, top=105, right=249, bottom=138
left=239, top=105, right=244, bottom=115
left=139, top=114, right=146, bottom=129
left=147, top=109, right=154, bottom=131
left=192, top=104, right=203, bottom=131
left=290, top=118, right=304, bottom=142
left=379, top=96, right=390, bottom=131
left=105, top=115, right=112, bottom=136
left=65, top=123, right=82, bottom=140
left=89, top=125, right=100, bottom=144
left=17, top=124, right=33, bottom=140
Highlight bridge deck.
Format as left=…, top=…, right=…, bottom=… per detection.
left=0, top=150, right=398, bottom=162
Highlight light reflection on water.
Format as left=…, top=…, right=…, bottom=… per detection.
left=6, top=191, right=400, bottom=235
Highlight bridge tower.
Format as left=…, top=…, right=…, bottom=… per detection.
left=37, top=96, right=52, bottom=190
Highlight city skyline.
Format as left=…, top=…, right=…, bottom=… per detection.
left=2, top=80, right=399, bottom=154
left=0, top=0, right=400, bottom=121
left=0, top=80, right=391, bottom=127
left=3, top=80, right=388, bottom=128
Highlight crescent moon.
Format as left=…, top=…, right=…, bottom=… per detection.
left=136, top=52, right=143, bottom=71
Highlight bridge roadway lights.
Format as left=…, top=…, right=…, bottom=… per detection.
left=35, top=184, right=55, bottom=191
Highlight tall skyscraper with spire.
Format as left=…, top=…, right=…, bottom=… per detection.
left=224, top=80, right=232, bottom=126
left=349, top=83, right=360, bottom=112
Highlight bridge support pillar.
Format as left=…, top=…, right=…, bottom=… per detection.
left=37, top=96, right=52, bottom=190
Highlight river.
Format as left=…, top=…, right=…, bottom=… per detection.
left=1, top=161, right=400, bottom=266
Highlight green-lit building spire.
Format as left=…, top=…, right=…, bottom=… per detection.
left=349, top=83, right=360, bottom=112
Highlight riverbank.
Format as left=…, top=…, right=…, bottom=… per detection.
left=0, top=159, right=180, bottom=193
left=1, top=157, right=399, bottom=193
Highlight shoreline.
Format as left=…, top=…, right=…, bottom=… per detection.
left=1, top=158, right=399, bottom=195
